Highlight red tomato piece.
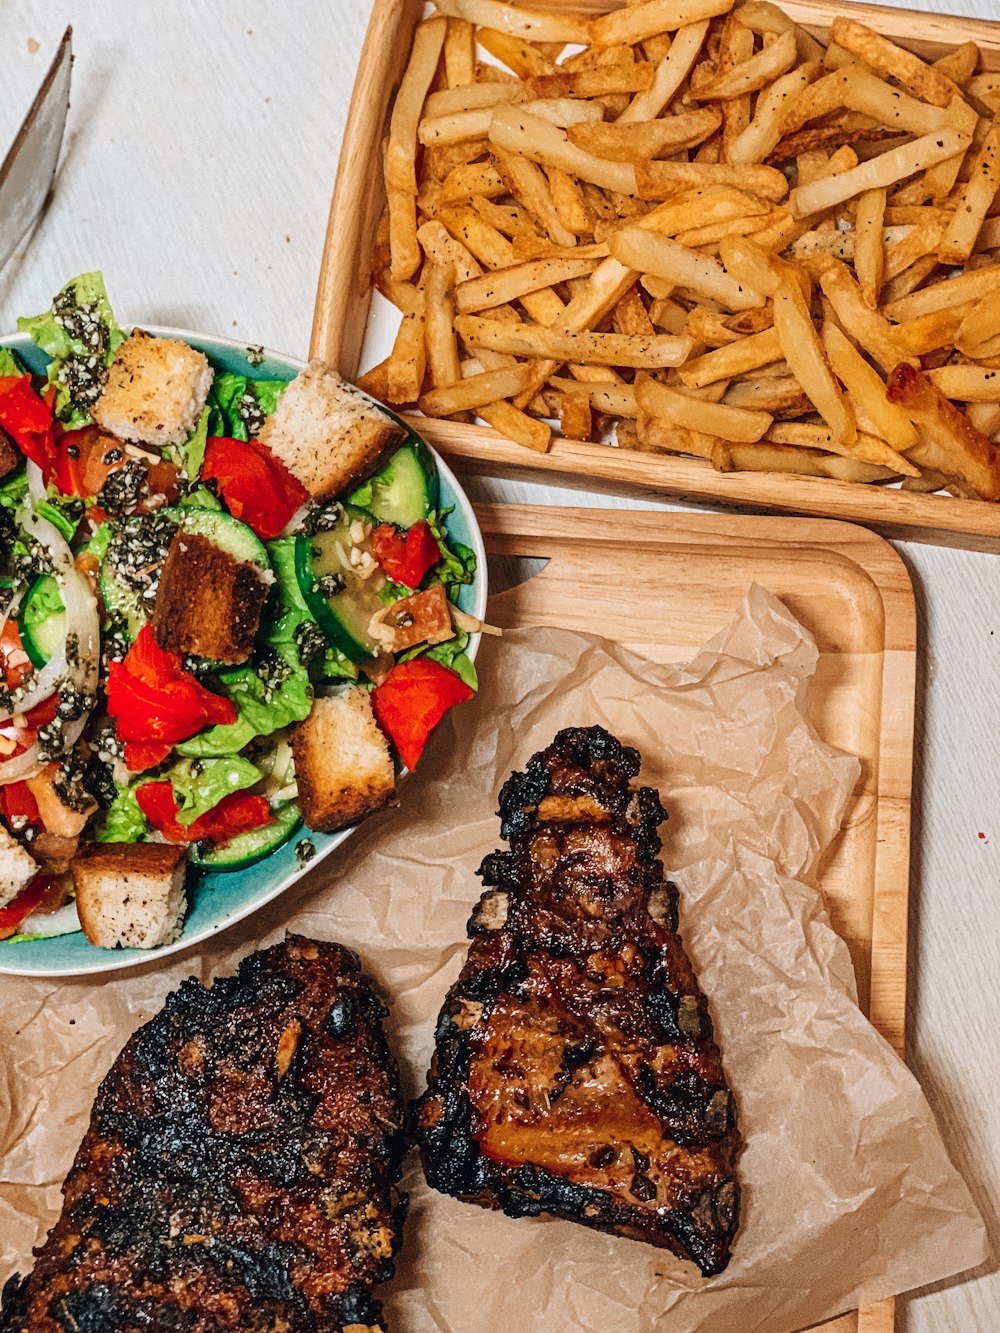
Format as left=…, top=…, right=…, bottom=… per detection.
left=372, top=658, right=474, bottom=770
left=0, top=780, right=42, bottom=827
left=201, top=436, right=308, bottom=540
left=0, top=375, right=59, bottom=478
left=370, top=520, right=441, bottom=589
left=0, top=618, right=33, bottom=690
left=51, top=428, right=180, bottom=504
left=0, top=873, right=54, bottom=939
left=0, top=688, right=58, bottom=768
left=136, top=781, right=272, bottom=844
left=106, top=626, right=236, bottom=771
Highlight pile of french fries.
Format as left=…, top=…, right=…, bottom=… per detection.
left=361, top=0, right=1000, bottom=501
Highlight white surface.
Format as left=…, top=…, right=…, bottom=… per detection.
left=1, top=3, right=997, bottom=1329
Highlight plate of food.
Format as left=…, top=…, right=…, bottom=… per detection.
left=0, top=272, right=488, bottom=976
left=312, top=0, right=1000, bottom=551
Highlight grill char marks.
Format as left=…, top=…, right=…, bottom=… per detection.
left=416, top=726, right=742, bottom=1277
left=0, top=937, right=406, bottom=1333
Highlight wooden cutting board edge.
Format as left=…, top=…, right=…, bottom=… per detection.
left=476, top=504, right=916, bottom=1333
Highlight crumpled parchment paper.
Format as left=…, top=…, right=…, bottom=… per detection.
left=0, top=585, right=987, bottom=1333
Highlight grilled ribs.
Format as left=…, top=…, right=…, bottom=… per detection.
left=0, top=937, right=406, bottom=1332
left=415, top=727, right=741, bottom=1276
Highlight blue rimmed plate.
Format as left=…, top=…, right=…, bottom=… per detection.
left=0, top=329, right=487, bottom=976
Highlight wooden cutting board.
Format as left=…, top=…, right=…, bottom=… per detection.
left=477, top=504, right=916, bottom=1333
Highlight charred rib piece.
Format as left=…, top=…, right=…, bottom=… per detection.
left=416, top=727, right=741, bottom=1276
left=1, top=937, right=406, bottom=1332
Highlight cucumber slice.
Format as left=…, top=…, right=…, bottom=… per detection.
left=99, top=555, right=147, bottom=641
left=351, top=439, right=438, bottom=527
left=162, top=506, right=269, bottom=569
left=189, top=802, right=301, bottom=871
left=295, top=509, right=386, bottom=663
left=19, top=576, right=65, bottom=669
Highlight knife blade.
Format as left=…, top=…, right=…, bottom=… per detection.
left=0, top=26, right=73, bottom=273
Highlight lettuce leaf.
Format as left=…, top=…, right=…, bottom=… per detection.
left=207, top=373, right=287, bottom=441
left=175, top=643, right=312, bottom=757
left=96, top=782, right=147, bottom=843
left=17, top=272, right=126, bottom=428
left=0, top=470, right=28, bottom=509
left=0, top=347, right=27, bottom=377
left=96, top=755, right=264, bottom=837
left=399, top=629, right=478, bottom=691
left=165, top=404, right=210, bottom=479
left=168, top=755, right=263, bottom=825
left=36, top=495, right=81, bottom=541
left=81, top=521, right=114, bottom=564
left=427, top=508, right=476, bottom=599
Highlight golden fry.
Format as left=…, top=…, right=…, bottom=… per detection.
left=424, top=263, right=462, bottom=388
left=886, top=362, right=1000, bottom=499
left=589, top=0, right=732, bottom=50
left=454, top=313, right=692, bottom=367
left=820, top=322, right=918, bottom=450
left=456, top=256, right=599, bottom=312
left=636, top=373, right=772, bottom=442
left=939, top=114, right=1000, bottom=265
left=790, top=130, right=969, bottom=218
left=386, top=18, right=448, bottom=281
left=609, top=228, right=765, bottom=310
left=678, top=327, right=783, bottom=387
left=771, top=281, right=857, bottom=443
left=829, top=17, right=963, bottom=108
left=566, top=108, right=722, bottom=162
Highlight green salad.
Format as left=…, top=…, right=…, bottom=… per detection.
left=0, top=273, right=480, bottom=948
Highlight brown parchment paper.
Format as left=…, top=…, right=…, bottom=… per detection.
left=0, top=585, right=987, bottom=1333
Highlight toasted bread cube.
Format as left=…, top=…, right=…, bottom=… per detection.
left=257, top=360, right=406, bottom=502
left=0, top=824, right=39, bottom=910
left=94, top=329, right=213, bottom=448
left=293, top=689, right=395, bottom=833
left=73, top=842, right=189, bottom=949
left=0, top=429, right=17, bottom=480
left=153, top=530, right=269, bottom=664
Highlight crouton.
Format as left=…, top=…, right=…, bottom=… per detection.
left=0, top=428, right=17, bottom=480
left=0, top=823, right=39, bottom=910
left=153, top=530, right=269, bottom=664
left=94, top=329, right=213, bottom=448
left=257, top=360, right=406, bottom=501
left=73, top=842, right=188, bottom=949
left=293, top=689, right=395, bottom=833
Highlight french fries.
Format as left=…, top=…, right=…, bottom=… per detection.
left=364, top=0, right=1000, bottom=504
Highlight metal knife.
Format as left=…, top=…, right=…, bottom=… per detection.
left=0, top=26, right=73, bottom=273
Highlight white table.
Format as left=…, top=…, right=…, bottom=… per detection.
left=2, top=4, right=997, bottom=1328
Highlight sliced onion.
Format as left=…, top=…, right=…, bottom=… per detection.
left=0, top=584, right=24, bottom=643
left=0, top=713, right=92, bottom=784
left=17, top=899, right=80, bottom=939
left=450, top=605, right=503, bottom=637
left=25, top=459, right=46, bottom=505
left=0, top=507, right=100, bottom=781
left=279, top=502, right=310, bottom=537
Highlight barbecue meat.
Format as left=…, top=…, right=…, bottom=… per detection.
left=415, top=727, right=741, bottom=1276
left=0, top=937, right=406, bottom=1332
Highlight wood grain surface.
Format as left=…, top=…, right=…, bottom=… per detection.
left=480, top=503, right=915, bottom=1333
left=0, top=2, right=996, bottom=1329
left=310, top=0, right=1000, bottom=552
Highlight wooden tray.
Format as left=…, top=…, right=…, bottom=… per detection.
left=311, top=0, right=1000, bottom=554
left=479, top=504, right=916, bottom=1333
